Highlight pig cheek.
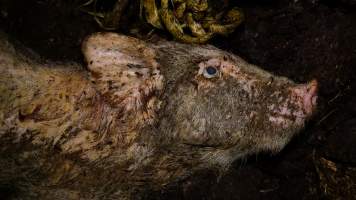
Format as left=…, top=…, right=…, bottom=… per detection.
left=174, top=86, right=237, bottom=147
left=194, top=75, right=221, bottom=90
left=179, top=119, right=212, bottom=145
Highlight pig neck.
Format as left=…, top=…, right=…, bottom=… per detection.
left=0, top=49, right=141, bottom=153
left=128, top=93, right=214, bottom=187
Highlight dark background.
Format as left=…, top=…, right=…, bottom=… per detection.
left=0, top=0, right=355, bottom=199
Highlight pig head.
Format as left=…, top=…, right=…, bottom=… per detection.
left=0, top=32, right=317, bottom=199
left=82, top=32, right=317, bottom=164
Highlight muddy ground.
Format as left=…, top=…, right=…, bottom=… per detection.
left=0, top=0, right=355, bottom=199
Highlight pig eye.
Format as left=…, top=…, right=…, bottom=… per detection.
left=203, top=66, right=219, bottom=78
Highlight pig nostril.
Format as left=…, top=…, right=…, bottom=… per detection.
left=312, top=96, right=317, bottom=106
left=304, top=80, right=318, bottom=114
left=308, top=80, right=318, bottom=92
left=307, top=81, right=318, bottom=103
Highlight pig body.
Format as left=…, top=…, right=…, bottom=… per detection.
left=0, top=32, right=317, bottom=199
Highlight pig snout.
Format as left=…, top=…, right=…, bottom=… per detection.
left=290, top=80, right=318, bottom=117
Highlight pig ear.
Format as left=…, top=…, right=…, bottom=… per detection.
left=82, top=33, right=163, bottom=114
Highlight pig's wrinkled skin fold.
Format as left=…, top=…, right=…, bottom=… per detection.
left=0, top=31, right=317, bottom=199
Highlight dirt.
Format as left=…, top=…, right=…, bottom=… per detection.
left=0, top=0, right=355, bottom=199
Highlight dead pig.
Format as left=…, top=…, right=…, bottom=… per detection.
left=0, top=32, right=317, bottom=199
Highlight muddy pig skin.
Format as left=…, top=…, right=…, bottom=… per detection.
left=0, top=31, right=317, bottom=199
